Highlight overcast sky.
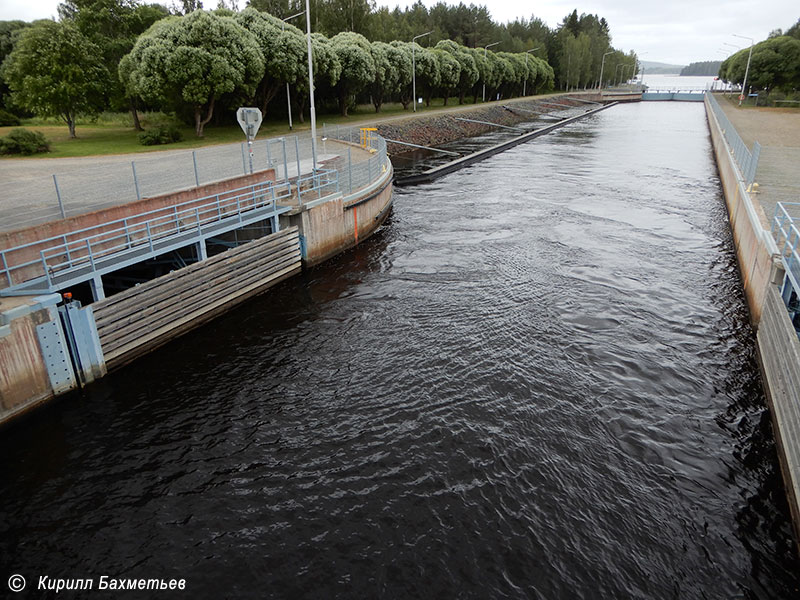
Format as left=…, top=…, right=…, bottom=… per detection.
left=2, top=0, right=797, bottom=64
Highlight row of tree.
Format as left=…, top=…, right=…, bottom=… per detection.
left=0, top=1, right=638, bottom=138
left=719, top=18, right=800, bottom=92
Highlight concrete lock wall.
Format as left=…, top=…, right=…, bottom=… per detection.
left=705, top=95, right=800, bottom=548
left=283, top=161, right=393, bottom=267
left=704, top=96, right=782, bottom=324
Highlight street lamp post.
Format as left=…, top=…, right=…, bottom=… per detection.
left=482, top=41, right=500, bottom=102
left=523, top=47, right=540, bottom=97
left=733, top=34, right=754, bottom=106
left=282, top=11, right=305, bottom=130
left=598, top=50, right=613, bottom=92
left=304, top=0, right=317, bottom=172
left=412, top=31, right=433, bottom=113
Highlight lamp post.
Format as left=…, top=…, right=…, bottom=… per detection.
left=412, top=31, right=433, bottom=113
left=598, top=50, right=613, bottom=91
left=733, top=34, right=754, bottom=106
left=523, top=47, right=540, bottom=97
left=482, top=41, right=500, bottom=102
left=304, top=0, right=316, bottom=171
left=282, top=11, right=305, bottom=130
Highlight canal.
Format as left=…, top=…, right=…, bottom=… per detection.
left=1, top=102, right=799, bottom=598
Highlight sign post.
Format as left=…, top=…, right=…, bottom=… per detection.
left=236, top=107, right=263, bottom=174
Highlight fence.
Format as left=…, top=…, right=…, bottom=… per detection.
left=322, top=123, right=389, bottom=194
left=706, top=92, right=760, bottom=187
left=0, top=129, right=390, bottom=233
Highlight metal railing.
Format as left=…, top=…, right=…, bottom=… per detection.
left=706, top=92, right=760, bottom=186
left=0, top=130, right=388, bottom=233
left=773, top=203, right=800, bottom=300
left=322, top=124, right=390, bottom=194
left=1, top=177, right=300, bottom=291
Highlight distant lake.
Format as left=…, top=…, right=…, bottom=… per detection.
left=640, top=74, right=723, bottom=90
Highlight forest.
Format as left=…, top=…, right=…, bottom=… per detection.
left=0, top=1, right=638, bottom=140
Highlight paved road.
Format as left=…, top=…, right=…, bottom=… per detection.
left=0, top=92, right=582, bottom=234
left=716, top=98, right=800, bottom=223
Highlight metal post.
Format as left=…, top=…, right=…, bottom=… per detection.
left=192, top=151, right=200, bottom=186
left=286, top=82, right=293, bottom=130
left=266, top=140, right=272, bottom=171
left=304, top=0, right=317, bottom=172
left=295, top=136, right=301, bottom=184
left=411, top=31, right=432, bottom=112
left=241, top=143, right=247, bottom=174
left=348, top=147, right=352, bottom=193
left=131, top=161, right=141, bottom=201
left=248, top=140, right=254, bottom=174
left=523, top=47, right=540, bottom=97
left=482, top=42, right=499, bottom=102
left=282, top=137, right=288, bottom=182
left=53, top=174, right=66, bottom=219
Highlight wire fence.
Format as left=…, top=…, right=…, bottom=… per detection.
left=0, top=129, right=391, bottom=234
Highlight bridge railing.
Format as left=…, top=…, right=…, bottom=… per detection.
left=322, top=124, right=390, bottom=194
left=0, top=177, right=301, bottom=291
left=706, top=92, right=760, bottom=186
left=773, top=202, right=800, bottom=303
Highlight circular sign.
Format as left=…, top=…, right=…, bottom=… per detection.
left=739, top=94, right=745, bottom=101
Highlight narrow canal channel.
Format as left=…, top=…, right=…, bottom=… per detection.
left=2, top=102, right=799, bottom=598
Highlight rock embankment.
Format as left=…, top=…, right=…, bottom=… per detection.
left=376, top=93, right=602, bottom=155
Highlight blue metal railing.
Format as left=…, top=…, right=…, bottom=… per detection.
left=0, top=169, right=339, bottom=293
left=706, top=92, right=760, bottom=186
left=773, top=203, right=800, bottom=301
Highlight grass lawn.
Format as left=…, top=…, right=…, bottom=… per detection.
left=0, top=98, right=481, bottom=159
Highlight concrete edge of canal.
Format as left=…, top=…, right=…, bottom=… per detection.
left=705, top=95, right=800, bottom=549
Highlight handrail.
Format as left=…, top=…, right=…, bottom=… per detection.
left=773, top=203, right=800, bottom=294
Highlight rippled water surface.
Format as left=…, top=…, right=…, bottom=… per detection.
left=2, top=102, right=799, bottom=598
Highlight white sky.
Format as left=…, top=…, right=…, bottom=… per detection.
left=1, top=0, right=797, bottom=64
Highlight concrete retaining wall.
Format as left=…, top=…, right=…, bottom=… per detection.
left=282, top=162, right=393, bottom=267
left=705, top=95, right=782, bottom=324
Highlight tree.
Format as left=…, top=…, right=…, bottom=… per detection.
left=233, top=8, right=306, bottom=118
left=432, top=47, right=460, bottom=105
left=369, top=41, right=410, bottom=112
left=294, top=32, right=342, bottom=123
left=58, top=0, right=169, bottom=129
left=0, top=20, right=31, bottom=109
left=330, top=31, right=375, bottom=116
left=1, top=20, right=108, bottom=138
left=720, top=36, right=800, bottom=92
left=435, top=39, right=478, bottom=104
left=120, top=11, right=264, bottom=137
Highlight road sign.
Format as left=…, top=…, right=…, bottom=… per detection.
left=236, top=107, right=262, bottom=141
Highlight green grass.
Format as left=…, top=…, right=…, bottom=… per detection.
left=0, top=95, right=552, bottom=159
left=0, top=98, right=487, bottom=159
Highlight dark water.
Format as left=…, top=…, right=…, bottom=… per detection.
left=2, top=102, right=799, bottom=599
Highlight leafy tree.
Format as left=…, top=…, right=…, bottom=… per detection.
left=409, top=42, right=439, bottom=106
left=294, top=32, right=342, bottom=123
left=120, top=10, right=264, bottom=137
left=330, top=31, right=375, bottom=116
left=787, top=18, right=800, bottom=40
left=0, top=20, right=31, bottom=109
left=433, top=47, right=461, bottom=105
left=58, top=0, right=169, bottom=129
left=435, top=39, right=478, bottom=104
left=368, top=40, right=410, bottom=112
left=233, top=8, right=306, bottom=117
left=1, top=20, right=108, bottom=138
left=720, top=36, right=800, bottom=92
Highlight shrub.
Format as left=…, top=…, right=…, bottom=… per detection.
left=138, top=124, right=183, bottom=146
left=0, top=109, right=21, bottom=126
left=0, top=128, right=50, bottom=155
